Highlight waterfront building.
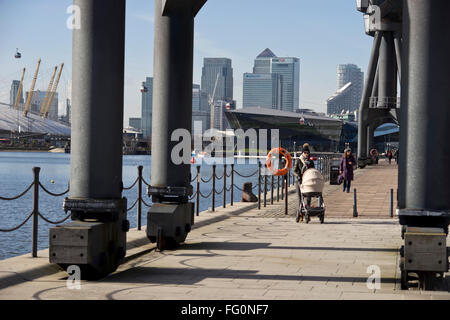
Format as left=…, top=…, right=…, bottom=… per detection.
left=225, top=107, right=343, bottom=152
left=141, top=77, right=153, bottom=138
left=201, top=58, right=233, bottom=103
left=326, top=82, right=354, bottom=115
left=329, top=64, right=364, bottom=114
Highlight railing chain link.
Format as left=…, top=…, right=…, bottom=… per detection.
left=0, top=182, right=34, bottom=201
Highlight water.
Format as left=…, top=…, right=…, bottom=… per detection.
left=0, top=152, right=261, bottom=260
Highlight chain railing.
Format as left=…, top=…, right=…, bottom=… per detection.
left=0, top=154, right=339, bottom=258
left=0, top=167, right=70, bottom=257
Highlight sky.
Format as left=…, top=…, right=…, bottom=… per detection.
left=0, top=0, right=373, bottom=125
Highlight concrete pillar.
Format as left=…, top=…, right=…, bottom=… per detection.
left=377, top=32, right=397, bottom=108
left=70, top=0, right=125, bottom=199
left=147, top=0, right=206, bottom=249
left=400, top=0, right=450, bottom=215
left=50, top=0, right=128, bottom=279
left=151, top=0, right=206, bottom=193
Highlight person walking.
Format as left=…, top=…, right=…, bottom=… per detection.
left=387, top=149, right=393, bottom=164
left=294, top=143, right=315, bottom=220
left=339, top=147, right=355, bottom=193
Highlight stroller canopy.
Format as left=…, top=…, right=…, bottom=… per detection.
left=300, top=168, right=325, bottom=194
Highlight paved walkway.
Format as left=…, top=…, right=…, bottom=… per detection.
left=0, top=160, right=449, bottom=300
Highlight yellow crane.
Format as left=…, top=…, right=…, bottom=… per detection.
left=40, top=66, right=58, bottom=116
left=23, top=58, right=41, bottom=116
left=43, top=63, right=64, bottom=119
left=13, top=68, right=26, bottom=110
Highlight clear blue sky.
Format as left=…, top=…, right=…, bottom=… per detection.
left=0, top=0, right=372, bottom=124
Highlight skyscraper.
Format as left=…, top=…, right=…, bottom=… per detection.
left=192, top=84, right=209, bottom=133
left=333, top=64, right=364, bottom=113
left=201, top=58, right=233, bottom=103
left=243, top=49, right=300, bottom=112
left=271, top=57, right=300, bottom=112
left=211, top=100, right=235, bottom=131
left=141, top=77, right=153, bottom=138
left=243, top=73, right=281, bottom=109
left=10, top=80, right=24, bottom=108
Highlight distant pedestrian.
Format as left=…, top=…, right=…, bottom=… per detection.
left=387, top=149, right=393, bottom=164
left=395, top=148, right=399, bottom=164
left=339, top=147, right=355, bottom=193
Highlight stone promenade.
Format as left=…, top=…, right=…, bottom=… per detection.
left=0, top=160, right=449, bottom=300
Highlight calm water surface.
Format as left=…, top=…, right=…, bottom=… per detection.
left=0, top=152, right=261, bottom=260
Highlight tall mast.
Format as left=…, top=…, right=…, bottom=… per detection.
left=23, top=58, right=41, bottom=116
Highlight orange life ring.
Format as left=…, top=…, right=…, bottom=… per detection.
left=266, top=147, right=292, bottom=176
left=370, top=149, right=379, bottom=157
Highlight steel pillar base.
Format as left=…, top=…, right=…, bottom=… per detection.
left=397, top=209, right=450, bottom=233
left=147, top=203, right=194, bottom=251
left=50, top=199, right=129, bottom=279
left=399, top=226, right=449, bottom=290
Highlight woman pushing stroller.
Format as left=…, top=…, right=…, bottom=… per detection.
left=294, top=143, right=315, bottom=221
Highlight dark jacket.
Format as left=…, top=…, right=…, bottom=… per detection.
left=294, top=154, right=315, bottom=183
left=339, top=154, right=356, bottom=181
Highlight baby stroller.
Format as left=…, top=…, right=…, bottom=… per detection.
left=296, top=168, right=325, bottom=224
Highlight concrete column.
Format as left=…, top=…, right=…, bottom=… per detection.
left=367, top=125, right=375, bottom=155
left=400, top=0, right=450, bottom=212
left=358, top=32, right=382, bottom=161
left=377, top=32, right=397, bottom=108
left=70, top=0, right=125, bottom=199
left=151, top=0, right=197, bottom=191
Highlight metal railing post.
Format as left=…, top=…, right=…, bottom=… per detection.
left=196, top=166, right=200, bottom=216
left=223, top=164, right=227, bottom=209
left=281, top=174, right=284, bottom=200
left=287, top=168, right=290, bottom=186
left=277, top=175, right=280, bottom=201
left=230, top=164, right=234, bottom=206
left=258, top=162, right=261, bottom=210
left=32, top=167, right=40, bottom=258
left=270, top=175, right=274, bottom=205
left=137, top=165, right=143, bottom=230
left=285, top=175, right=288, bottom=215
left=212, top=164, right=216, bottom=212
left=390, top=188, right=394, bottom=218
left=264, top=168, right=267, bottom=208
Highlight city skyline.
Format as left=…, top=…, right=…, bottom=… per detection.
left=0, top=0, right=373, bottom=125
